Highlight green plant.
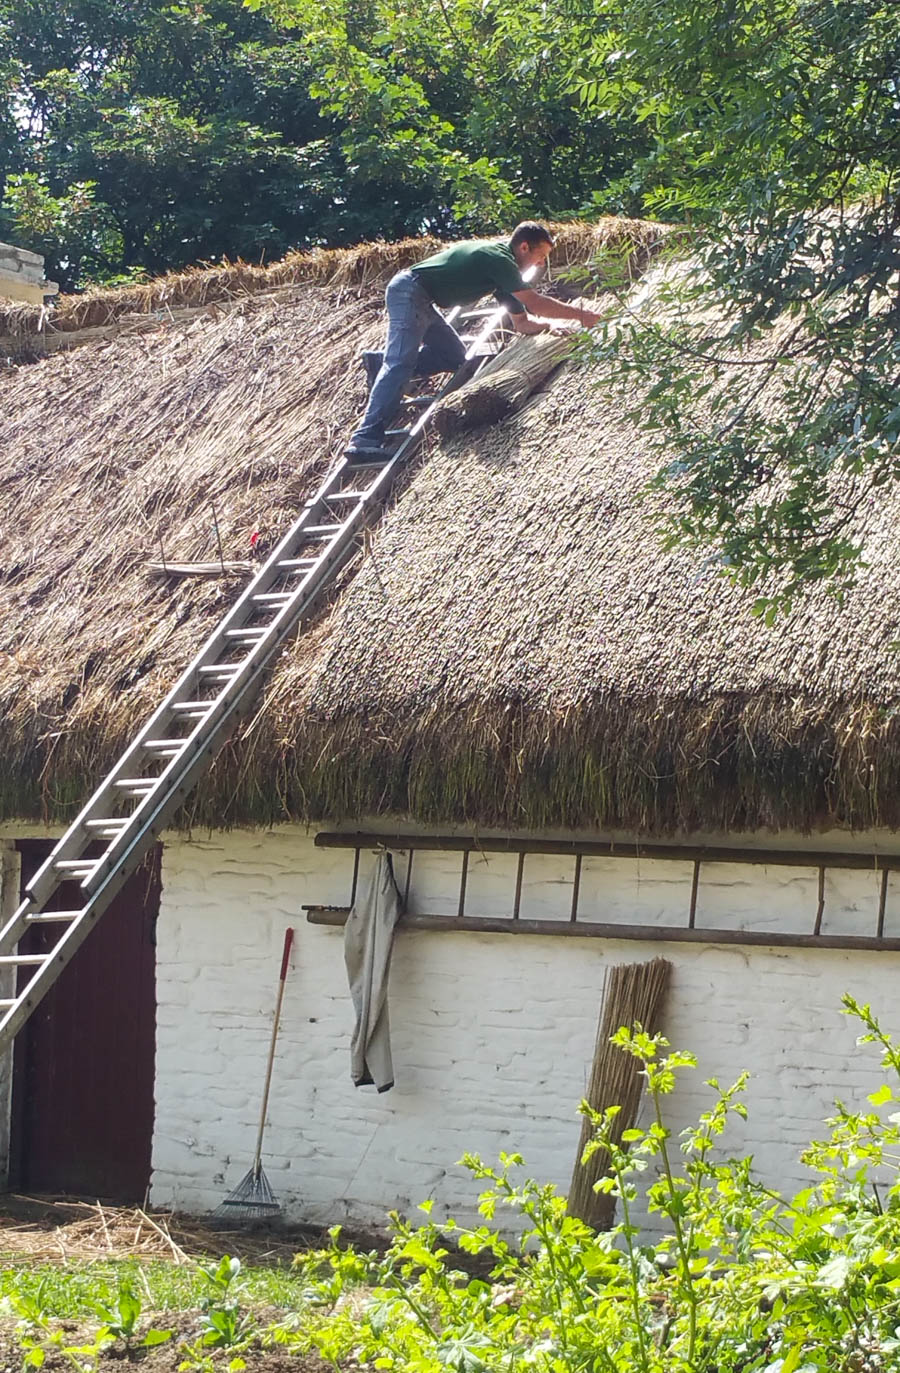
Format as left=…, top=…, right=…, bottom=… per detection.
left=91, top=1277, right=173, bottom=1351
left=576, top=0, right=900, bottom=613
left=175, top=1255, right=255, bottom=1366
left=6, top=1281, right=114, bottom=1372
left=277, top=1000, right=900, bottom=1373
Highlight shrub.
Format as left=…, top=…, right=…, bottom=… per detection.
left=287, top=994, right=900, bottom=1373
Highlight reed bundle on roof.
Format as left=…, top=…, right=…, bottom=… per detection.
left=433, top=332, right=576, bottom=437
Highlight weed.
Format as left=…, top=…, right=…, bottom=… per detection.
left=91, top=1276, right=174, bottom=1351
left=5, top=1281, right=114, bottom=1372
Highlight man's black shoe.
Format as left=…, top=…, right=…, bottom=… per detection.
left=344, top=442, right=393, bottom=464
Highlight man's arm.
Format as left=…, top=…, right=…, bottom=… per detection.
left=512, top=288, right=603, bottom=329
left=511, top=313, right=551, bottom=335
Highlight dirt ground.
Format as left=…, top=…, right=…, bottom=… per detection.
left=0, top=1316, right=334, bottom=1372
left=0, top=1192, right=369, bottom=1266
left=0, top=1194, right=371, bottom=1371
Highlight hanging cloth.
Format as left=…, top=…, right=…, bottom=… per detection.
left=343, top=852, right=402, bottom=1092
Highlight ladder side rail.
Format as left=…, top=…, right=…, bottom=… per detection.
left=85, top=285, right=531, bottom=878
left=0, top=283, right=537, bottom=1041
left=26, top=456, right=408, bottom=908
left=22, top=470, right=387, bottom=902
left=0, top=618, right=307, bottom=1033
left=0, top=496, right=389, bottom=1012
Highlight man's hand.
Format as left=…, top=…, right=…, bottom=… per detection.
left=512, top=315, right=551, bottom=336
left=512, top=288, right=603, bottom=330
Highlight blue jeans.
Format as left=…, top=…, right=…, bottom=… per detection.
left=351, top=270, right=467, bottom=446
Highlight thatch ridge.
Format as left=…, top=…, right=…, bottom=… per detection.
left=2, top=215, right=898, bottom=836
left=0, top=218, right=670, bottom=351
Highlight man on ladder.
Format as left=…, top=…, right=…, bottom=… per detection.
left=345, top=221, right=604, bottom=463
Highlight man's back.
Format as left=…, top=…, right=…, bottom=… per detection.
left=410, top=240, right=527, bottom=309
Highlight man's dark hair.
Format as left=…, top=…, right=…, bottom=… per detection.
left=509, top=221, right=554, bottom=251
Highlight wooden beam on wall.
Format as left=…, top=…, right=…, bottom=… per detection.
left=304, top=905, right=900, bottom=953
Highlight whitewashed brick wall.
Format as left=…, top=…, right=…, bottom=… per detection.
left=150, top=827, right=900, bottom=1230
left=0, top=242, right=57, bottom=304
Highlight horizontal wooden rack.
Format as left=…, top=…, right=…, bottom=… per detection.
left=307, top=832, right=900, bottom=953
left=304, top=906, right=900, bottom=951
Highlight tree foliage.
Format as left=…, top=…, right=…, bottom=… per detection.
left=0, top=0, right=358, bottom=288
left=252, top=0, right=648, bottom=231
left=0, top=0, right=646, bottom=290
left=578, top=0, right=900, bottom=611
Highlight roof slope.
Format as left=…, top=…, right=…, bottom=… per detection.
left=1, top=219, right=898, bottom=836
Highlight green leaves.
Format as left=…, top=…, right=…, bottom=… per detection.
left=0, top=0, right=370, bottom=287
left=0, top=0, right=656, bottom=289
left=266, top=1003, right=900, bottom=1373
left=91, top=1279, right=142, bottom=1339
left=576, top=0, right=900, bottom=608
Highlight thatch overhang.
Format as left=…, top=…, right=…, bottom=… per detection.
left=1, top=218, right=898, bottom=837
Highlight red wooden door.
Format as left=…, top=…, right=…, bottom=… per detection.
left=10, top=841, right=159, bottom=1201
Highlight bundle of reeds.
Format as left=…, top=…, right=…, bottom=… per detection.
left=568, top=957, right=672, bottom=1230
left=433, top=331, right=578, bottom=437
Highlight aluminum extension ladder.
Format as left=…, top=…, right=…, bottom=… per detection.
left=0, top=281, right=529, bottom=1052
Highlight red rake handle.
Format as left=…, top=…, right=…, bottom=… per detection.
left=279, top=926, right=294, bottom=981
left=253, top=927, right=294, bottom=1172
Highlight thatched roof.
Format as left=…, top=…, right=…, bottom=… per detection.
left=2, top=217, right=898, bottom=837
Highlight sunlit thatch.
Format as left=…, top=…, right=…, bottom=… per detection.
left=0, top=218, right=667, bottom=358
left=2, top=217, right=896, bottom=837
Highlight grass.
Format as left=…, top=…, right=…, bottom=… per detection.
left=0, top=1256, right=309, bottom=1318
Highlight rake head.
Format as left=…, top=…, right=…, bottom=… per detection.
left=214, top=1163, right=281, bottom=1223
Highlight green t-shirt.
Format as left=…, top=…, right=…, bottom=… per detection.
left=410, top=240, right=527, bottom=310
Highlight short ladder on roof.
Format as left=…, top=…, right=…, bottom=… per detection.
left=0, top=279, right=532, bottom=1054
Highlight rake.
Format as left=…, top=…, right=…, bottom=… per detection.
left=215, top=926, right=294, bottom=1222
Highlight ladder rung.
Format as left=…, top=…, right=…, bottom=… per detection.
left=197, top=665, right=240, bottom=678
left=171, top=701, right=212, bottom=715
left=84, top=818, right=128, bottom=831
left=0, top=955, right=47, bottom=966
left=277, top=558, right=318, bottom=570
left=54, top=859, right=97, bottom=874
left=115, top=778, right=156, bottom=793
left=0, top=1000, right=16, bottom=1009
left=305, top=524, right=342, bottom=534
left=251, top=592, right=293, bottom=605
left=326, top=490, right=370, bottom=501
left=25, top=911, right=82, bottom=923
left=385, top=428, right=413, bottom=438
left=224, top=628, right=267, bottom=641
left=142, top=739, right=185, bottom=753
left=401, top=395, right=437, bottom=407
